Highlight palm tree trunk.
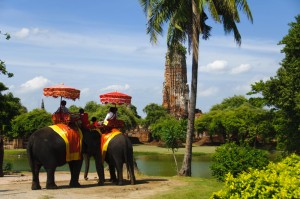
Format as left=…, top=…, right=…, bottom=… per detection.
left=0, top=136, right=4, bottom=177
left=179, top=0, right=200, bottom=177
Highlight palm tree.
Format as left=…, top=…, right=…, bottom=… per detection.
left=139, top=0, right=253, bottom=176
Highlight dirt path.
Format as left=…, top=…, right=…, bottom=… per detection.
left=0, top=172, right=185, bottom=199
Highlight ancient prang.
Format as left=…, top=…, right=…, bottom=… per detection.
left=162, top=51, right=189, bottom=119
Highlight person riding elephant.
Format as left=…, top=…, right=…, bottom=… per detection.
left=27, top=121, right=104, bottom=190
left=84, top=124, right=136, bottom=185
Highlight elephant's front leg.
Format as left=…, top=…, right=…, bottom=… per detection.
left=68, top=160, right=82, bottom=187
left=45, top=167, right=58, bottom=189
left=94, top=153, right=104, bottom=185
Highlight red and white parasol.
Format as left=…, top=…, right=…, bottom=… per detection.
left=99, top=91, right=131, bottom=105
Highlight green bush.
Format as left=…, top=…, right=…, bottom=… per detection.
left=210, top=142, right=269, bottom=181
left=4, top=162, right=13, bottom=171
left=211, top=154, right=300, bottom=198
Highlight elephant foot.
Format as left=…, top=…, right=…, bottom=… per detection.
left=110, top=178, right=117, bottom=183
left=31, top=182, right=42, bottom=190
left=131, top=180, right=136, bottom=185
left=117, top=181, right=124, bottom=186
left=69, top=181, right=81, bottom=188
left=46, top=183, right=58, bottom=189
left=97, top=180, right=104, bottom=186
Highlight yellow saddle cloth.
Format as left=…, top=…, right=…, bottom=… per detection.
left=49, top=124, right=83, bottom=162
left=101, top=128, right=121, bottom=163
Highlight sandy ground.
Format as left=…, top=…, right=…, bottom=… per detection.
left=0, top=171, right=185, bottom=199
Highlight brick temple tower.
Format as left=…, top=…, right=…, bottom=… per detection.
left=162, top=50, right=189, bottom=119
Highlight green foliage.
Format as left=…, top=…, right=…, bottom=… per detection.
left=210, top=142, right=269, bottom=181
left=4, top=162, right=13, bottom=171
left=151, top=117, right=186, bottom=149
left=0, top=83, right=27, bottom=136
left=9, top=109, right=52, bottom=138
left=142, top=103, right=169, bottom=128
left=211, top=154, right=300, bottom=198
left=210, top=95, right=249, bottom=111
left=248, top=15, right=300, bottom=153
left=195, top=96, right=274, bottom=145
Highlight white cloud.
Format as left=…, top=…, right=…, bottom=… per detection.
left=80, top=87, right=90, bottom=95
left=230, top=64, right=251, bottom=74
left=19, top=76, right=50, bottom=93
left=101, top=84, right=130, bottom=92
left=14, top=28, right=30, bottom=38
left=234, top=85, right=251, bottom=94
left=198, top=87, right=219, bottom=97
left=200, top=60, right=228, bottom=73
left=13, top=27, right=49, bottom=39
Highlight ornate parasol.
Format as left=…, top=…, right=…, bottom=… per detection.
left=99, top=91, right=131, bottom=105
left=43, top=83, right=80, bottom=101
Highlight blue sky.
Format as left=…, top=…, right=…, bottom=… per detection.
left=0, top=0, right=299, bottom=117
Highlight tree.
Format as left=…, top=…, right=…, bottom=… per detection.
left=210, top=95, right=249, bottom=111
left=9, top=109, right=52, bottom=139
left=142, top=103, right=169, bottom=128
left=139, top=0, right=253, bottom=176
left=0, top=31, right=13, bottom=78
left=0, top=83, right=27, bottom=137
left=151, top=117, right=187, bottom=174
left=248, top=15, right=300, bottom=153
left=195, top=95, right=274, bottom=146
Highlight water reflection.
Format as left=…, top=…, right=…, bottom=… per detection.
left=4, top=153, right=212, bottom=178
left=135, top=154, right=212, bottom=178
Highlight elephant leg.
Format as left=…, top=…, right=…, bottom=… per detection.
left=83, top=154, right=90, bottom=180
left=31, top=163, right=42, bottom=190
left=94, top=156, right=104, bottom=185
left=68, top=160, right=82, bottom=188
left=127, top=162, right=136, bottom=185
left=108, top=163, right=117, bottom=183
left=115, top=162, right=124, bottom=186
left=45, top=167, right=58, bottom=189
left=117, top=163, right=123, bottom=185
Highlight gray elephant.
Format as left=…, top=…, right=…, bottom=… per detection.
left=27, top=123, right=104, bottom=190
left=84, top=129, right=136, bottom=185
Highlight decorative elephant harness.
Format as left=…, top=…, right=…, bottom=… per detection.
left=49, top=124, right=83, bottom=162
left=101, top=128, right=122, bottom=163
left=50, top=124, right=121, bottom=163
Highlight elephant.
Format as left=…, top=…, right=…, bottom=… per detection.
left=27, top=123, right=105, bottom=190
left=84, top=131, right=136, bottom=185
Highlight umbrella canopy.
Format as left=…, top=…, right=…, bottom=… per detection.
left=99, top=91, right=131, bottom=105
left=43, top=83, right=80, bottom=101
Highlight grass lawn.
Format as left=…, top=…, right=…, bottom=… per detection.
left=146, top=176, right=223, bottom=199
left=133, top=144, right=216, bottom=155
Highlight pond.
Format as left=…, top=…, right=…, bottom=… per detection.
left=3, top=153, right=212, bottom=178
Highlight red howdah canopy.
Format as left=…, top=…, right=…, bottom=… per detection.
left=43, top=83, right=80, bottom=101
left=99, top=91, right=131, bottom=105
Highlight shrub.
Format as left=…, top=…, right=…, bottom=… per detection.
left=211, top=154, right=300, bottom=198
left=210, top=142, right=269, bottom=181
